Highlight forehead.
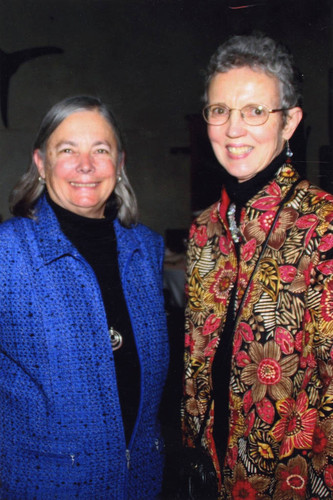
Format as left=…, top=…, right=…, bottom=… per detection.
left=208, top=66, right=281, bottom=106
left=47, top=110, right=117, bottom=145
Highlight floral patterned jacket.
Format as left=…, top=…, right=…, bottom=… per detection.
left=182, top=163, right=333, bottom=499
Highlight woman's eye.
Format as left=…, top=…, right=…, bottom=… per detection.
left=212, top=106, right=228, bottom=115
left=248, top=106, right=264, bottom=116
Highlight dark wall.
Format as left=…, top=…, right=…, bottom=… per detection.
left=0, top=0, right=331, bottom=231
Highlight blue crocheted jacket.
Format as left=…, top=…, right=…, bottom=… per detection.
left=0, top=196, right=169, bottom=499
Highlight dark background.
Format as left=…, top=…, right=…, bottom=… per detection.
left=0, top=2, right=331, bottom=496
left=0, top=0, right=331, bottom=234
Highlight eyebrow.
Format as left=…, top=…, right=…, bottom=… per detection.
left=54, top=140, right=76, bottom=149
left=54, top=140, right=113, bottom=149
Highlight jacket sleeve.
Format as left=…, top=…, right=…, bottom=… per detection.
left=270, top=245, right=333, bottom=499
left=181, top=220, right=207, bottom=448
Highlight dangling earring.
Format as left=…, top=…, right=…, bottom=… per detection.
left=38, top=176, right=45, bottom=185
left=286, top=140, right=293, bottom=163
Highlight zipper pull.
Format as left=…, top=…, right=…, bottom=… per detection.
left=70, top=453, right=75, bottom=466
left=126, top=449, right=131, bottom=470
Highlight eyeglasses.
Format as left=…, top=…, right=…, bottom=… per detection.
left=202, top=103, right=292, bottom=126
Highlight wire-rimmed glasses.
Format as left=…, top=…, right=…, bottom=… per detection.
left=202, top=103, right=292, bottom=126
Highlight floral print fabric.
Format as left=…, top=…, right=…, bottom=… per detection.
left=182, top=164, right=333, bottom=498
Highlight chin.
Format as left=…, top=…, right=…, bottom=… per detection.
left=230, top=162, right=262, bottom=180
left=225, top=168, right=251, bottom=182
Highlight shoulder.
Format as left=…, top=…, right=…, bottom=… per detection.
left=0, top=217, right=38, bottom=273
left=131, top=223, right=164, bottom=259
left=297, top=179, right=333, bottom=197
left=289, top=180, right=333, bottom=258
left=195, top=202, right=219, bottom=226
left=115, top=219, right=164, bottom=257
left=0, top=216, right=34, bottom=243
left=188, top=201, right=220, bottom=242
left=132, top=222, right=163, bottom=243
left=294, top=180, right=333, bottom=215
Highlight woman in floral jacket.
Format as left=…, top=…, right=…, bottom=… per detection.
left=182, top=34, right=333, bottom=498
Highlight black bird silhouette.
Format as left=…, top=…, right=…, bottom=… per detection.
left=0, top=46, right=64, bottom=127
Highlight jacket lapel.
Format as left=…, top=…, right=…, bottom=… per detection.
left=33, top=196, right=79, bottom=268
left=113, top=219, right=141, bottom=280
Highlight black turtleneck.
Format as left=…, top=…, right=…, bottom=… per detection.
left=224, top=149, right=288, bottom=225
left=47, top=194, right=140, bottom=445
left=211, top=150, right=289, bottom=466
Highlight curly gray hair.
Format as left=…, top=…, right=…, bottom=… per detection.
left=204, top=33, right=302, bottom=115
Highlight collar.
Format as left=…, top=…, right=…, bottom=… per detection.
left=217, top=162, right=301, bottom=226
left=114, top=218, right=142, bottom=278
left=46, top=191, right=119, bottom=225
left=33, top=195, right=78, bottom=266
left=34, top=195, right=141, bottom=268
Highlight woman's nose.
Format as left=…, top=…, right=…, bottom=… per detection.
left=225, top=109, right=246, bottom=137
left=77, top=153, right=95, bottom=172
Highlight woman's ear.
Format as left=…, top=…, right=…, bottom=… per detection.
left=282, top=107, right=303, bottom=141
left=33, top=149, right=46, bottom=179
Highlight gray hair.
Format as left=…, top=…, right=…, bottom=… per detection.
left=204, top=34, right=302, bottom=115
left=9, top=95, right=138, bottom=227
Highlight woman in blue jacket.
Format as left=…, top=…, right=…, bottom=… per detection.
left=0, top=96, right=169, bottom=499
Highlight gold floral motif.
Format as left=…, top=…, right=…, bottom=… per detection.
left=187, top=268, right=204, bottom=311
left=249, top=429, right=279, bottom=473
left=259, top=258, right=280, bottom=301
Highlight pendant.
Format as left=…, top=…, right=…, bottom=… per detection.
left=227, top=202, right=241, bottom=243
left=109, top=326, right=123, bottom=351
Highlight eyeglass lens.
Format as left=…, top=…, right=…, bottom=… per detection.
left=204, top=104, right=271, bottom=125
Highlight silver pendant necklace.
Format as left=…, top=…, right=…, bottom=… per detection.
left=108, top=326, right=123, bottom=351
left=227, top=202, right=241, bottom=243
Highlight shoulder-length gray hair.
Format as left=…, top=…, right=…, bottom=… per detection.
left=204, top=33, right=302, bottom=116
left=9, top=95, right=138, bottom=227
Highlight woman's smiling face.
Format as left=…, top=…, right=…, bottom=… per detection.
left=34, top=109, right=122, bottom=218
left=207, top=66, right=301, bottom=182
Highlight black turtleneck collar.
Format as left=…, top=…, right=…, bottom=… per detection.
left=46, top=192, right=118, bottom=239
left=224, top=149, right=288, bottom=208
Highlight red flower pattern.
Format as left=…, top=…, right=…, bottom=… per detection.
left=194, top=225, right=208, bottom=247
left=243, top=207, right=298, bottom=250
left=279, top=265, right=297, bottom=282
left=324, top=464, right=333, bottom=490
left=274, top=455, right=308, bottom=500
left=275, top=327, right=295, bottom=355
left=241, top=340, right=298, bottom=403
left=271, top=392, right=316, bottom=458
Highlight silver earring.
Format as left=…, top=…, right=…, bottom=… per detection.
left=38, top=176, right=46, bottom=185
left=286, top=140, right=293, bottom=158
left=117, top=175, right=122, bottom=183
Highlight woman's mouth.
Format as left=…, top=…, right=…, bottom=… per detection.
left=227, top=145, right=253, bottom=156
left=70, top=182, right=98, bottom=187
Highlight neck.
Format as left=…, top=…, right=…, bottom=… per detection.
left=225, top=149, right=287, bottom=208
